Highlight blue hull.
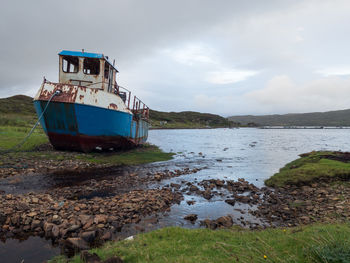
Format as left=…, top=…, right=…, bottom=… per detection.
left=34, top=100, right=149, bottom=152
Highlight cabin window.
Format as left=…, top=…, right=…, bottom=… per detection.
left=83, top=58, right=100, bottom=75
left=104, top=62, right=110, bottom=79
left=62, top=56, right=79, bottom=73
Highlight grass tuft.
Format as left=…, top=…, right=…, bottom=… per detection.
left=265, top=151, right=350, bottom=187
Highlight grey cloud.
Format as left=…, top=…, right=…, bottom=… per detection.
left=1, top=0, right=350, bottom=115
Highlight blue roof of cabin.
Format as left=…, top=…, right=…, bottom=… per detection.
left=59, top=50, right=104, bottom=58
left=58, top=50, right=119, bottom=72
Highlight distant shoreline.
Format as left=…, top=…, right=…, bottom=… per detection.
left=259, top=126, right=350, bottom=129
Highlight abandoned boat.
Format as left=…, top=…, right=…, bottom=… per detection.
left=33, top=50, right=149, bottom=152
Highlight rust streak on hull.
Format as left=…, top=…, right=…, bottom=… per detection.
left=48, top=132, right=135, bottom=152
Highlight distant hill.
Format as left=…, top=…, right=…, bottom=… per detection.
left=0, top=95, right=35, bottom=115
left=228, top=109, right=350, bottom=127
left=0, top=95, right=233, bottom=129
left=150, top=109, right=233, bottom=128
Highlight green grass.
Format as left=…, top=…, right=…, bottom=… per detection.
left=50, top=223, right=350, bottom=263
left=2, top=143, right=174, bottom=166
left=265, top=151, right=350, bottom=187
left=0, top=126, right=48, bottom=151
left=74, top=144, right=174, bottom=165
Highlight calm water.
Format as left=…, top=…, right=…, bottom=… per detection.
left=149, top=128, right=350, bottom=187
left=2, top=128, right=350, bottom=262
left=145, top=128, right=350, bottom=228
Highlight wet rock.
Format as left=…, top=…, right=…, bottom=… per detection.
left=216, top=216, right=233, bottom=228
left=79, top=215, right=92, bottom=225
left=27, top=212, right=37, bottom=217
left=81, top=231, right=96, bottom=243
left=202, top=215, right=233, bottom=229
left=111, top=221, right=123, bottom=232
left=68, top=224, right=81, bottom=232
left=52, top=225, right=60, bottom=238
left=189, top=185, right=199, bottom=192
left=83, top=218, right=94, bottom=230
left=31, top=219, right=41, bottom=229
left=101, top=230, right=112, bottom=241
left=154, top=174, right=162, bottom=181
left=186, top=200, right=195, bottom=205
left=202, top=190, right=213, bottom=200
left=43, top=222, right=54, bottom=234
left=66, top=237, right=90, bottom=250
left=215, top=180, right=225, bottom=187
left=225, top=199, right=236, bottom=206
left=184, top=214, right=198, bottom=222
left=202, top=219, right=217, bottom=230
left=234, top=195, right=250, bottom=203
left=0, top=213, right=6, bottom=225
left=170, top=183, right=181, bottom=189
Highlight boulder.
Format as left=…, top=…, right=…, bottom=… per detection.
left=52, top=225, right=60, bottom=238
left=216, top=216, right=233, bottom=228
left=225, top=199, right=236, bottom=206
left=66, top=237, right=90, bottom=250
left=184, top=214, right=198, bottom=222
left=202, top=190, right=213, bottom=200
left=81, top=231, right=96, bottom=243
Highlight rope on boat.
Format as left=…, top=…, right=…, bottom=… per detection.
left=0, top=90, right=61, bottom=155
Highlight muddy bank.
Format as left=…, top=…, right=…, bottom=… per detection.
left=0, top=150, right=105, bottom=180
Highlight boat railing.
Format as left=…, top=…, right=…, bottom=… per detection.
left=43, top=79, right=149, bottom=121
left=131, top=95, right=149, bottom=121
left=113, top=84, right=149, bottom=121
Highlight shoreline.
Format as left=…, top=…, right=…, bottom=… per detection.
left=2, top=134, right=350, bottom=262
left=46, top=150, right=350, bottom=262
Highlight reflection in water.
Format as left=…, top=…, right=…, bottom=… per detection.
left=0, top=236, right=60, bottom=263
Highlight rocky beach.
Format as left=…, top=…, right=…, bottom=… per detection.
left=2, top=128, right=350, bottom=262
left=2, top=150, right=350, bottom=259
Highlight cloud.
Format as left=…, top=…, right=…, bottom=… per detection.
left=206, top=69, right=259, bottom=85
left=246, top=75, right=350, bottom=113
left=2, top=0, right=350, bottom=116
left=315, top=67, right=350, bottom=76
left=163, top=44, right=216, bottom=66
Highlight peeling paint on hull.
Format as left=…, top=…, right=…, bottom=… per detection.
left=33, top=98, right=148, bottom=152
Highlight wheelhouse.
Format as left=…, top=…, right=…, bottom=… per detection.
left=58, top=50, right=119, bottom=93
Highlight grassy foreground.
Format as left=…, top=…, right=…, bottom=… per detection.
left=51, top=223, right=350, bottom=263
left=265, top=151, right=350, bottom=187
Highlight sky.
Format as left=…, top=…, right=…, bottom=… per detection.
left=1, top=0, right=350, bottom=116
